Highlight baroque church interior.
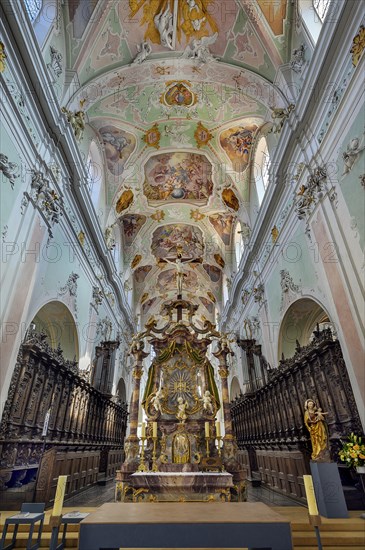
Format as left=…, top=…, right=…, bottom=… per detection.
left=0, top=0, right=365, bottom=547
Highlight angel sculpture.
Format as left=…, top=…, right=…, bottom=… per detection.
left=182, top=32, right=218, bottom=65
left=342, top=136, right=365, bottom=176
left=0, top=154, right=19, bottom=189
left=154, top=7, right=174, bottom=50
left=132, top=41, right=152, bottom=65
left=202, top=390, right=214, bottom=414
left=151, top=388, right=164, bottom=414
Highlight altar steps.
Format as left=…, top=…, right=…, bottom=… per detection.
left=0, top=507, right=364, bottom=550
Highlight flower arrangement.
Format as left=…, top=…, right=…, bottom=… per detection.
left=338, top=433, right=365, bottom=468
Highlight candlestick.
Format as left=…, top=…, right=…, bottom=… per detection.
left=153, top=421, right=157, bottom=438
left=205, top=421, right=210, bottom=438
left=215, top=421, right=221, bottom=438
left=151, top=436, right=158, bottom=472
left=141, top=422, right=146, bottom=438
left=137, top=435, right=148, bottom=472
left=303, top=475, right=319, bottom=516
left=216, top=435, right=222, bottom=458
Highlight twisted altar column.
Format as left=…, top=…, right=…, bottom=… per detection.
left=213, top=343, right=234, bottom=439
left=122, top=342, right=149, bottom=469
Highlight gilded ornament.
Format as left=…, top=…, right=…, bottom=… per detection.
left=116, top=189, right=134, bottom=214
left=160, top=80, right=198, bottom=107
left=131, top=254, right=142, bottom=269
left=142, top=123, right=161, bottom=149
left=150, top=210, right=165, bottom=221
left=350, top=25, right=365, bottom=67
left=190, top=209, right=205, bottom=221
left=271, top=225, right=279, bottom=243
left=0, top=41, right=7, bottom=73
left=194, top=122, right=213, bottom=148
left=222, top=188, right=239, bottom=211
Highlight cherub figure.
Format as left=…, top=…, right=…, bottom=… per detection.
left=202, top=390, right=214, bottom=414
left=151, top=387, right=164, bottom=414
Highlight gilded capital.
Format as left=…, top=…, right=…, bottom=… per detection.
left=218, top=367, right=229, bottom=379
left=132, top=366, right=143, bottom=380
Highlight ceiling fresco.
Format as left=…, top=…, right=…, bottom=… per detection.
left=151, top=224, right=204, bottom=260
left=62, top=0, right=293, bottom=322
left=143, top=152, right=213, bottom=205
left=120, top=214, right=147, bottom=246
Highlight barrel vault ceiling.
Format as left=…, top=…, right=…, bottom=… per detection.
left=65, top=0, right=294, bottom=324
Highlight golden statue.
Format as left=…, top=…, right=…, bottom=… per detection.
left=173, top=432, right=190, bottom=464
left=304, top=399, right=330, bottom=461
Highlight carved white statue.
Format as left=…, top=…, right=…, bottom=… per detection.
left=151, top=388, right=164, bottom=414
left=342, top=137, right=365, bottom=176
left=176, top=396, right=188, bottom=422
left=132, top=41, right=152, bottom=65
left=182, top=32, right=218, bottom=65
left=202, top=390, right=213, bottom=414
left=154, top=7, right=174, bottom=50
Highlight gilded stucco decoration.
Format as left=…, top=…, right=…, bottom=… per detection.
left=350, top=25, right=365, bottom=67
left=129, top=0, right=218, bottom=48
left=194, top=122, right=213, bottom=148
left=160, top=80, right=198, bottom=107
left=142, top=124, right=161, bottom=149
left=222, top=188, right=239, bottom=211
left=116, top=190, right=134, bottom=214
left=0, top=41, right=7, bottom=72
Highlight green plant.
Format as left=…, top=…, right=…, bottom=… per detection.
left=338, top=433, right=365, bottom=468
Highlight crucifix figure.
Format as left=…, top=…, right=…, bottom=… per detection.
left=163, top=250, right=192, bottom=297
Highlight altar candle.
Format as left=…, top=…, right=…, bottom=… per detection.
left=153, top=422, right=157, bottom=438
left=303, top=475, right=319, bottom=515
left=52, top=475, right=67, bottom=517
left=205, top=421, right=210, bottom=438
left=215, top=421, right=221, bottom=438
left=141, top=422, right=146, bottom=438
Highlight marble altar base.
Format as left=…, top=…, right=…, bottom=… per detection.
left=116, top=471, right=235, bottom=502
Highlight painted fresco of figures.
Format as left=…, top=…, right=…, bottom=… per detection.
left=144, top=152, right=213, bottom=203
left=304, top=399, right=330, bottom=461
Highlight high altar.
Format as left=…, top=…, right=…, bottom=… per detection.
left=116, top=300, right=245, bottom=502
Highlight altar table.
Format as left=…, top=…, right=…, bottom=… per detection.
left=78, top=502, right=293, bottom=550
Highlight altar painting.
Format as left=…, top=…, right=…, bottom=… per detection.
left=151, top=224, right=204, bottom=260
left=143, top=153, right=213, bottom=204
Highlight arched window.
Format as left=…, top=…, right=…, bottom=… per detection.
left=87, top=141, right=103, bottom=211
left=299, top=0, right=331, bottom=44
left=254, top=137, right=270, bottom=207
left=313, top=0, right=331, bottom=22
left=234, top=222, right=244, bottom=269
left=24, top=0, right=42, bottom=21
